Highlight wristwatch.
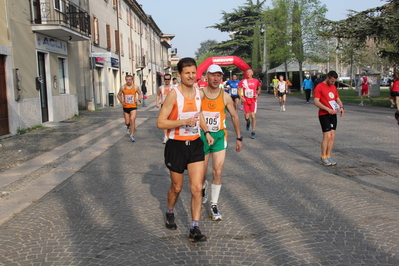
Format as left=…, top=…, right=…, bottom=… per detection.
left=236, top=136, right=243, bottom=141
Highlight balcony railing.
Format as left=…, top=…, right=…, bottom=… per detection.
left=136, top=56, right=146, bottom=69
left=31, top=0, right=90, bottom=41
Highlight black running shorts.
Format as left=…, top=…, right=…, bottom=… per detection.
left=390, top=91, right=399, bottom=97
left=319, top=114, right=337, bottom=133
left=164, top=138, right=204, bottom=174
left=123, top=107, right=137, bottom=114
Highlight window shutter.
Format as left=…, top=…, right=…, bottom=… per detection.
left=106, top=25, right=111, bottom=49
left=115, top=30, right=120, bottom=52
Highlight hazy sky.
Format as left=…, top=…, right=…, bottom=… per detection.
left=141, top=0, right=386, bottom=58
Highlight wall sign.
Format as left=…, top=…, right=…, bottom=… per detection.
left=36, top=34, right=67, bottom=55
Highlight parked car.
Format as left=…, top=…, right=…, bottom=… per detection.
left=381, top=77, right=393, bottom=87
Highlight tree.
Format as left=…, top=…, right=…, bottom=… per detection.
left=265, top=0, right=292, bottom=77
left=251, top=22, right=262, bottom=70
left=291, top=0, right=327, bottom=86
left=208, top=0, right=266, bottom=65
left=195, top=40, right=218, bottom=59
left=318, top=0, right=399, bottom=69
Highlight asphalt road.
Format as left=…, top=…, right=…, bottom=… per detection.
left=0, top=93, right=398, bottom=265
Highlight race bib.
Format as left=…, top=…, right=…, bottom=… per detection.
left=329, top=100, right=340, bottom=112
left=245, top=89, right=254, bottom=98
left=203, top=111, right=220, bottom=132
left=125, top=94, right=135, bottom=104
left=231, top=88, right=238, bottom=95
left=179, top=112, right=200, bottom=136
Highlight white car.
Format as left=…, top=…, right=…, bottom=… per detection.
left=381, top=77, right=393, bottom=86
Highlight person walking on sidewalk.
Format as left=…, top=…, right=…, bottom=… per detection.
left=239, top=68, right=262, bottom=139
left=314, top=71, right=344, bottom=166
left=156, top=73, right=174, bottom=144
left=157, top=57, right=213, bottom=242
left=277, top=75, right=288, bottom=112
left=199, top=64, right=243, bottom=221
left=117, top=75, right=142, bottom=142
left=302, top=74, right=314, bottom=103
left=359, top=73, right=373, bottom=106
left=141, top=80, right=147, bottom=107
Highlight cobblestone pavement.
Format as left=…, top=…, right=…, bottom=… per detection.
left=0, top=93, right=398, bottom=265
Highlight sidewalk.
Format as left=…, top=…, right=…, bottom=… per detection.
left=0, top=96, right=156, bottom=225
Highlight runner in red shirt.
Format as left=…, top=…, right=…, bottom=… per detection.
left=314, top=71, right=344, bottom=166
left=238, top=68, right=261, bottom=139
left=390, top=72, right=399, bottom=110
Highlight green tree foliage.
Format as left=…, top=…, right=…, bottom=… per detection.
left=208, top=0, right=266, bottom=63
left=196, top=51, right=222, bottom=66
left=318, top=0, right=399, bottom=67
left=195, top=40, right=219, bottom=59
left=265, top=0, right=291, bottom=69
left=251, top=22, right=262, bottom=70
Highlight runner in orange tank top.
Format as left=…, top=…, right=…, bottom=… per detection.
left=157, top=58, right=213, bottom=242
left=199, top=64, right=243, bottom=222
left=117, top=75, right=142, bottom=142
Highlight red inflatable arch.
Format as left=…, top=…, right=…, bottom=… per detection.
left=196, top=56, right=251, bottom=80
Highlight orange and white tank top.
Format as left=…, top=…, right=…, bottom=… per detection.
left=202, top=89, right=226, bottom=132
left=123, top=85, right=137, bottom=108
left=161, top=85, right=172, bottom=102
left=167, top=87, right=201, bottom=141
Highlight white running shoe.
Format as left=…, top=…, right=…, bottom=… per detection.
left=209, top=204, right=222, bottom=221
left=319, top=157, right=332, bottom=166
left=202, top=180, right=208, bottom=204
left=359, top=102, right=363, bottom=106
left=282, top=105, right=286, bottom=112
left=327, top=157, right=337, bottom=166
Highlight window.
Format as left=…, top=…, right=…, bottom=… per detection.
left=54, top=0, right=65, bottom=13
left=93, top=16, right=99, bottom=45
left=58, top=58, right=67, bottom=94
left=115, top=30, right=120, bottom=52
left=106, top=24, right=111, bottom=50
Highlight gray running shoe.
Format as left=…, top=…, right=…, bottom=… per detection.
left=368, top=96, right=373, bottom=102
left=319, top=157, right=332, bottom=166
left=202, top=180, right=208, bottom=204
left=130, top=135, right=136, bottom=142
left=328, top=157, right=337, bottom=166
left=209, top=204, right=222, bottom=221
left=126, top=128, right=130, bottom=137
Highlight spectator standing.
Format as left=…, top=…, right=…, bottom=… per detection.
left=141, top=80, right=147, bottom=107
left=302, top=74, right=314, bottom=103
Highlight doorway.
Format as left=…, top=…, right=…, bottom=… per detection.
left=37, top=52, right=49, bottom=122
left=0, top=55, right=9, bottom=135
